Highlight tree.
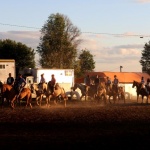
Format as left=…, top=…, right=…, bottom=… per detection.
left=78, top=49, right=95, bottom=75
left=0, top=39, right=35, bottom=75
left=140, top=41, right=150, bottom=74
left=36, top=13, right=82, bottom=69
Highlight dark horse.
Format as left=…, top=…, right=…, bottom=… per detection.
left=72, top=83, right=97, bottom=101
left=132, top=80, right=150, bottom=104
left=0, top=83, right=32, bottom=109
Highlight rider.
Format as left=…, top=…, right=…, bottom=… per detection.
left=144, top=78, right=150, bottom=95
left=94, top=75, right=100, bottom=91
left=106, top=76, right=112, bottom=91
left=14, top=73, right=26, bottom=98
left=40, top=73, right=46, bottom=83
left=6, top=73, right=14, bottom=86
left=49, top=74, right=56, bottom=94
left=141, top=76, right=145, bottom=84
left=113, top=75, right=119, bottom=93
left=84, top=75, right=91, bottom=86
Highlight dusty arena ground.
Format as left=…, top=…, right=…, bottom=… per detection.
left=0, top=98, right=150, bottom=149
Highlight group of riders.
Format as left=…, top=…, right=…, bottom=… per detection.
left=6, top=72, right=57, bottom=98
left=84, top=74, right=119, bottom=93
left=84, top=74, right=150, bottom=99
left=6, top=73, right=26, bottom=98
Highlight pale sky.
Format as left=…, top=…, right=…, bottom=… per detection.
left=0, top=0, right=150, bottom=72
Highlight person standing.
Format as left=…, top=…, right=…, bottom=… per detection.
left=40, top=73, right=46, bottom=83
left=7, top=73, right=14, bottom=86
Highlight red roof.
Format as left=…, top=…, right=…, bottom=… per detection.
left=75, top=72, right=150, bottom=83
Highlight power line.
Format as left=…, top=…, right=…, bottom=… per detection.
left=0, top=22, right=150, bottom=37
left=0, top=22, right=40, bottom=29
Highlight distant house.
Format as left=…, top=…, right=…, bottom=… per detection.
left=75, top=72, right=150, bottom=99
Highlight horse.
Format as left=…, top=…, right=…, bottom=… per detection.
left=0, top=83, right=32, bottom=109
left=72, top=83, right=97, bottom=101
left=31, top=83, right=48, bottom=106
left=95, top=83, right=107, bottom=104
left=0, top=81, right=11, bottom=106
left=45, top=83, right=68, bottom=107
left=132, top=80, right=150, bottom=104
left=118, top=86, right=125, bottom=103
left=106, top=84, right=119, bottom=104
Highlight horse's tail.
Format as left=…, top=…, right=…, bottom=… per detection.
left=62, top=88, right=68, bottom=100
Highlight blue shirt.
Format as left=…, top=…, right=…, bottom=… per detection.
left=18, top=77, right=26, bottom=87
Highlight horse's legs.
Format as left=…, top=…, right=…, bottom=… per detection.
left=137, top=95, right=139, bottom=103
left=39, top=95, right=43, bottom=106
left=108, top=96, right=111, bottom=104
left=11, top=96, right=17, bottom=109
left=104, top=95, right=107, bottom=105
left=141, top=96, right=144, bottom=104
left=80, top=95, right=84, bottom=101
left=36, top=96, right=40, bottom=106
left=25, top=95, right=32, bottom=109
left=46, top=95, right=51, bottom=107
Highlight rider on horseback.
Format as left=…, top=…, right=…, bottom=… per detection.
left=84, top=75, right=91, bottom=86
left=14, top=74, right=26, bottom=98
left=113, top=75, right=119, bottom=93
left=105, top=76, right=112, bottom=92
left=48, top=74, right=56, bottom=94
left=40, top=73, right=46, bottom=83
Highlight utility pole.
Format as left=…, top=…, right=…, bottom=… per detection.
left=120, top=66, right=123, bottom=72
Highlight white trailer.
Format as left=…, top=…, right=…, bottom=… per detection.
left=22, top=68, right=75, bottom=98
left=0, top=59, right=16, bottom=83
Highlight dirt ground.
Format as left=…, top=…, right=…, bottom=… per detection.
left=0, top=98, right=150, bottom=149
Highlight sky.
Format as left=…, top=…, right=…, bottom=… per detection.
left=0, top=0, right=150, bottom=72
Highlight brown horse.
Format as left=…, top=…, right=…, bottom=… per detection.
left=0, top=83, right=32, bottom=109
left=118, top=86, right=125, bottom=103
left=95, top=83, right=107, bottom=104
left=45, top=83, right=68, bottom=107
left=106, top=84, right=118, bottom=104
left=31, top=83, right=47, bottom=106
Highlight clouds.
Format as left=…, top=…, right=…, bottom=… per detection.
left=135, top=0, right=150, bottom=3
left=0, top=30, right=143, bottom=72
left=0, top=31, right=40, bottom=49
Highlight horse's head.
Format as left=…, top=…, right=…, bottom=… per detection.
left=37, top=83, right=47, bottom=93
left=55, top=83, right=60, bottom=90
left=132, top=80, right=136, bottom=88
left=132, top=80, right=140, bottom=88
left=72, top=83, right=78, bottom=91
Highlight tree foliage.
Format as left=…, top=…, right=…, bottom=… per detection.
left=78, top=49, right=95, bottom=75
left=36, top=13, right=82, bottom=69
left=140, top=41, right=150, bottom=74
left=0, top=39, right=35, bottom=75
